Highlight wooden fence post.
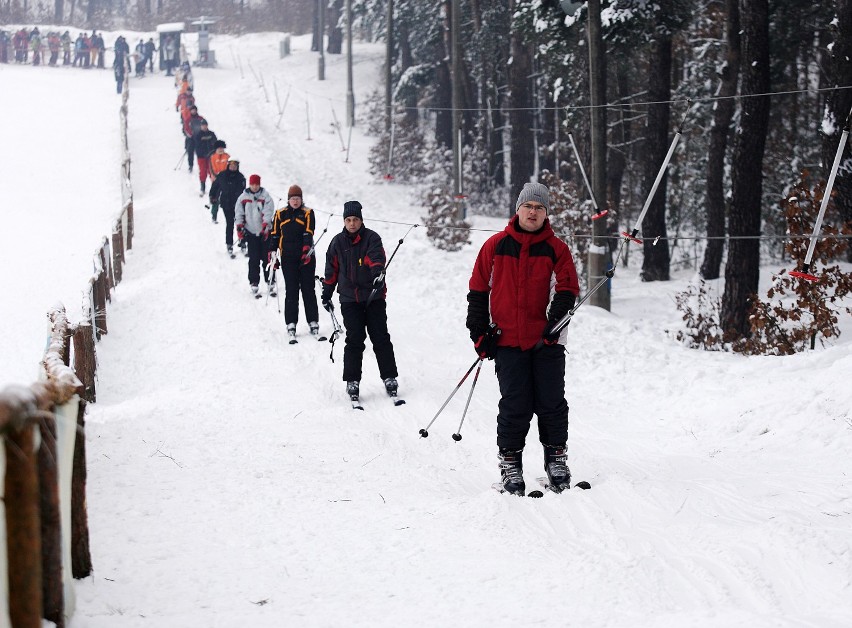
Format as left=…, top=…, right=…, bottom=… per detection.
left=71, top=398, right=92, bottom=579
left=94, top=272, right=107, bottom=338
left=99, top=242, right=113, bottom=298
left=126, top=202, right=134, bottom=251
left=112, top=226, right=124, bottom=285
left=38, top=414, right=64, bottom=627
left=4, top=421, right=43, bottom=628
left=72, top=324, right=96, bottom=403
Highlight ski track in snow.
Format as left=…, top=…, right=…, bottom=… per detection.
left=2, top=30, right=851, bottom=628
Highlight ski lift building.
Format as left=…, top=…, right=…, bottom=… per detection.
left=156, top=22, right=185, bottom=72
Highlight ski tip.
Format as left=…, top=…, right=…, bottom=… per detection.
left=528, top=490, right=544, bottom=498
left=288, top=339, right=298, bottom=345
left=575, top=480, right=592, bottom=490
left=393, top=399, right=406, bottom=406
left=317, top=336, right=328, bottom=342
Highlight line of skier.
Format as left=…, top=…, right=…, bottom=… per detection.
left=175, top=78, right=402, bottom=406
left=176, top=75, right=583, bottom=493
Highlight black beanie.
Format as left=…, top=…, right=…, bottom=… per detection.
left=343, top=200, right=363, bottom=220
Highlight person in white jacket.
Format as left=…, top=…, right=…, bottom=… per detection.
left=235, top=174, right=276, bottom=296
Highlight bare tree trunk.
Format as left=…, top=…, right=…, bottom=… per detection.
left=822, top=0, right=852, bottom=262
left=721, top=0, right=770, bottom=337
left=54, top=0, right=63, bottom=23
left=328, top=0, right=343, bottom=54
left=701, top=0, right=740, bottom=280
left=508, top=0, right=535, bottom=214
left=641, top=17, right=673, bottom=282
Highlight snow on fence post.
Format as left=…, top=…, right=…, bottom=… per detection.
left=98, top=241, right=113, bottom=298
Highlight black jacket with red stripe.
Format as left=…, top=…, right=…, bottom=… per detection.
left=467, top=215, right=579, bottom=351
left=323, top=225, right=387, bottom=304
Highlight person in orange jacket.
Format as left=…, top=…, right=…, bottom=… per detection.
left=209, top=140, right=230, bottom=181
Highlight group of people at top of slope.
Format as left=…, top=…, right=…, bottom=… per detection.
left=172, top=77, right=581, bottom=495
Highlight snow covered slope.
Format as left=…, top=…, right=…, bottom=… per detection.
left=3, top=30, right=851, bottom=628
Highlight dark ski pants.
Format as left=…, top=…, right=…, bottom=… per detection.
left=245, top=233, right=272, bottom=286
left=185, top=137, right=194, bottom=170
left=222, top=203, right=236, bottom=247
left=282, top=257, right=319, bottom=326
left=340, top=300, right=398, bottom=382
left=494, top=345, right=568, bottom=451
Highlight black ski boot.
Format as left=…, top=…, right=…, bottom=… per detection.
left=347, top=381, right=363, bottom=410
left=543, top=444, right=571, bottom=492
left=383, top=377, right=398, bottom=395
left=498, top=448, right=526, bottom=496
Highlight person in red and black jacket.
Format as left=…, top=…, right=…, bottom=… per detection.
left=270, top=184, right=320, bottom=341
left=466, top=182, right=580, bottom=496
left=321, top=201, right=399, bottom=400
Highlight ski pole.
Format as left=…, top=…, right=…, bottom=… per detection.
left=305, top=213, right=333, bottom=260
left=451, top=359, right=483, bottom=442
left=173, top=147, right=187, bottom=170
left=547, top=104, right=692, bottom=340
left=419, top=358, right=482, bottom=438
left=316, top=275, right=344, bottom=362
left=790, top=103, right=852, bottom=282
left=567, top=131, right=601, bottom=216
left=365, top=224, right=418, bottom=307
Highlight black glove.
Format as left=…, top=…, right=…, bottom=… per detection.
left=372, top=273, right=385, bottom=288
left=321, top=284, right=334, bottom=310
left=473, top=324, right=501, bottom=360
left=542, top=321, right=562, bottom=346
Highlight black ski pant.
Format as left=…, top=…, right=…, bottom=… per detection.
left=222, top=203, right=236, bottom=247
left=340, top=299, right=398, bottom=382
left=184, top=136, right=194, bottom=170
left=281, top=257, right=319, bottom=326
left=245, top=232, right=272, bottom=287
left=494, top=345, right=568, bottom=452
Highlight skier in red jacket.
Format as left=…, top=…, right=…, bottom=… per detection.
left=467, top=182, right=580, bottom=496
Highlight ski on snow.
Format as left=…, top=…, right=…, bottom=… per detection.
left=350, top=390, right=405, bottom=411
left=491, top=479, right=592, bottom=498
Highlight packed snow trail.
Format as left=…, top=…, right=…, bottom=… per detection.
left=68, top=33, right=852, bottom=628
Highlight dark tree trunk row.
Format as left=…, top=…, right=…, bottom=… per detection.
left=721, top=0, right=771, bottom=336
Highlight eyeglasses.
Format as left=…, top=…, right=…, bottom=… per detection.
left=519, top=202, right=546, bottom=212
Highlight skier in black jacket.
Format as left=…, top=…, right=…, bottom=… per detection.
left=208, top=157, right=246, bottom=257
left=321, top=201, right=399, bottom=401
left=270, top=184, right=320, bottom=341
left=192, top=121, right=218, bottom=195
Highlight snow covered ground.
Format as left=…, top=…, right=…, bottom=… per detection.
left=2, top=29, right=852, bottom=628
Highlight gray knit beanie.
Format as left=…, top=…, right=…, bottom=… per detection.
left=515, top=182, right=551, bottom=213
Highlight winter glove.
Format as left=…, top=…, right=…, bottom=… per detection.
left=542, top=321, right=562, bottom=346
left=267, top=250, right=277, bottom=264
left=261, top=222, right=269, bottom=240
left=372, top=273, right=385, bottom=288
left=236, top=224, right=245, bottom=241
left=473, top=324, right=501, bottom=360
left=300, top=245, right=312, bottom=265
left=321, top=283, right=334, bottom=311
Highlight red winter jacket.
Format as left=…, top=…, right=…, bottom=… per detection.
left=467, top=215, right=579, bottom=351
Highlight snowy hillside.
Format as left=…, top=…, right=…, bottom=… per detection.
left=3, top=29, right=852, bottom=628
